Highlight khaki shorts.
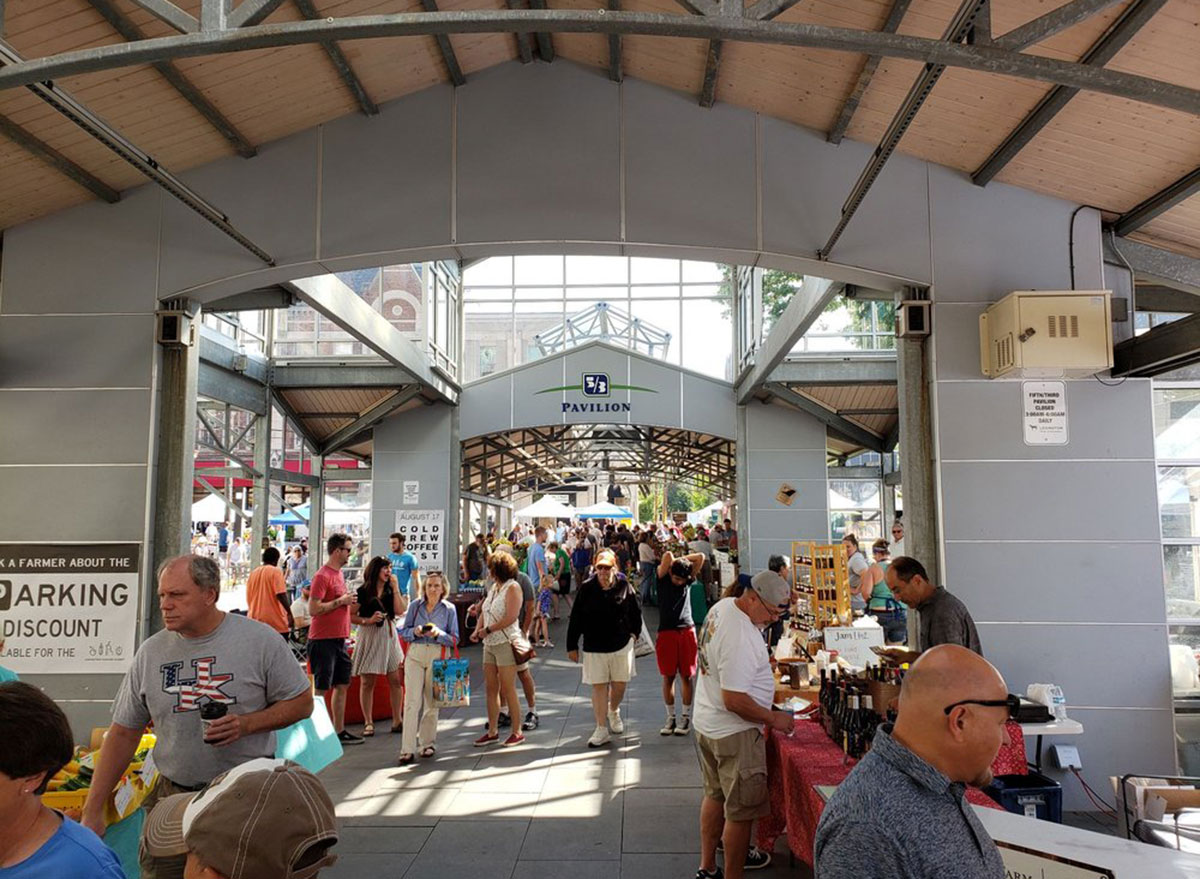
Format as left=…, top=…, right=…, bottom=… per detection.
left=695, top=727, right=770, bottom=822
left=483, top=640, right=516, bottom=667
left=581, top=639, right=636, bottom=685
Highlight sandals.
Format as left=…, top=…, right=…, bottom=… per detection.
left=398, top=753, right=415, bottom=766
left=363, top=722, right=375, bottom=737
left=390, top=723, right=403, bottom=734
left=420, top=745, right=436, bottom=758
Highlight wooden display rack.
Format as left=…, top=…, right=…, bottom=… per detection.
left=791, top=541, right=850, bottom=630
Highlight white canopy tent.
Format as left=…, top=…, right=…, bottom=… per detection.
left=514, top=497, right=576, bottom=519
left=191, top=493, right=247, bottom=522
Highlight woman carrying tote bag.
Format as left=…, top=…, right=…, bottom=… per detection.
left=469, top=551, right=526, bottom=749
left=397, top=571, right=459, bottom=765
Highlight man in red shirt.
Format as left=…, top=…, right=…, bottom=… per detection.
left=246, top=546, right=295, bottom=636
left=308, top=533, right=363, bottom=745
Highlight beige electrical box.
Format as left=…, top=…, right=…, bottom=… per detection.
left=979, top=290, right=1113, bottom=379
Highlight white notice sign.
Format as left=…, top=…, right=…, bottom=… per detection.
left=996, top=842, right=1113, bottom=879
left=394, top=510, right=444, bottom=567
left=0, top=543, right=140, bottom=674
left=403, top=480, right=420, bottom=505
left=1023, top=381, right=1069, bottom=445
left=823, top=626, right=884, bottom=668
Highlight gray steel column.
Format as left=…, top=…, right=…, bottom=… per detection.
left=895, top=326, right=938, bottom=645
left=251, top=409, right=271, bottom=559
left=734, top=403, right=751, bottom=574
left=149, top=298, right=201, bottom=634
left=882, top=452, right=896, bottom=532
left=307, top=453, right=324, bottom=578
left=447, top=406, right=463, bottom=591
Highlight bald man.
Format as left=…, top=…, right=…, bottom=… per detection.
left=813, top=645, right=1010, bottom=879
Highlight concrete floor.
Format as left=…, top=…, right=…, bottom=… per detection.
left=315, top=608, right=807, bottom=879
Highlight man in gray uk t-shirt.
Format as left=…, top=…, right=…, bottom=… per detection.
left=814, top=645, right=1009, bottom=879
left=82, top=555, right=312, bottom=878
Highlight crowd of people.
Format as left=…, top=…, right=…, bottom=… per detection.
left=2, top=504, right=1013, bottom=879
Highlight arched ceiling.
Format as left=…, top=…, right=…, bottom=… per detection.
left=0, top=0, right=1198, bottom=258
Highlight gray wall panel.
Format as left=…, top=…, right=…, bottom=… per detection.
left=0, top=389, right=151, bottom=464
left=746, top=400, right=827, bottom=450
left=512, top=358, right=568, bottom=430
left=746, top=450, right=826, bottom=480
left=320, top=85, right=453, bottom=258
left=928, top=165, right=1074, bottom=301
left=624, top=78, right=756, bottom=251
left=940, top=461, right=1161, bottom=541
left=748, top=511, right=830, bottom=541
left=0, top=186, right=160, bottom=315
left=629, top=357, right=683, bottom=430
left=158, top=130, right=319, bottom=295
left=932, top=302, right=988, bottom=380
left=945, top=540, right=1167, bottom=625
left=562, top=348, right=631, bottom=426
left=0, top=466, right=147, bottom=540
left=375, top=404, right=454, bottom=453
left=937, top=379, right=1156, bottom=461
left=681, top=374, right=737, bottom=439
left=0, top=315, right=155, bottom=389
left=460, top=374, right=514, bottom=440
left=977, top=622, right=1170, bottom=710
left=747, top=477, right=827, bottom=511
left=456, top=62, right=620, bottom=244
left=761, top=117, right=931, bottom=284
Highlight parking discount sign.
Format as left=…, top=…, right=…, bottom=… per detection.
left=394, top=510, right=444, bottom=568
left=0, top=543, right=140, bottom=674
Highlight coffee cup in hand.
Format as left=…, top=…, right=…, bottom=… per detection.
left=200, top=702, right=228, bottom=743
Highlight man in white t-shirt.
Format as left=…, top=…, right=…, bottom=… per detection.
left=693, top=570, right=793, bottom=879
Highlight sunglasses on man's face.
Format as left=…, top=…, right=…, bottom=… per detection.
left=942, top=693, right=1020, bottom=719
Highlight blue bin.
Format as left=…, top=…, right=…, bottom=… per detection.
left=984, top=772, right=1063, bottom=823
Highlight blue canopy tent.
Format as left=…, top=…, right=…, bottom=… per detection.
left=575, top=501, right=633, bottom=520
left=270, top=502, right=310, bottom=525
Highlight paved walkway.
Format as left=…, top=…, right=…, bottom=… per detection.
left=316, top=608, right=806, bottom=879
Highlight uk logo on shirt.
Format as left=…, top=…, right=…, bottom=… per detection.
left=161, top=656, right=236, bottom=712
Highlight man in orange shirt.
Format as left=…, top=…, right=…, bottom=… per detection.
left=247, top=547, right=295, bottom=636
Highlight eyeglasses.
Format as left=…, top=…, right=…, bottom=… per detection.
left=752, top=589, right=788, bottom=621
left=892, top=529, right=903, bottom=536
left=942, top=694, right=1020, bottom=719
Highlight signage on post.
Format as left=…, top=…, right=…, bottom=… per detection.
left=0, top=543, right=140, bottom=674
left=403, top=480, right=420, bottom=505
left=823, top=626, right=884, bottom=667
left=394, top=510, right=444, bottom=567
left=1023, top=381, right=1069, bottom=445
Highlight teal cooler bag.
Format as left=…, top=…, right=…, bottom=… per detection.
left=432, top=645, right=470, bottom=708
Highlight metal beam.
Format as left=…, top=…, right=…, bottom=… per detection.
left=198, top=362, right=269, bottom=415
left=292, top=0, right=378, bottom=116
left=826, top=0, right=911, bottom=145
left=194, top=475, right=249, bottom=519
left=698, top=39, right=722, bottom=108
left=1113, top=167, right=1200, bottom=238
left=972, top=0, right=1167, bottom=186
left=819, top=0, right=986, bottom=259
left=0, top=39, right=273, bottom=264
left=228, top=0, right=288, bottom=27
left=836, top=407, right=898, bottom=415
left=1112, top=312, right=1200, bottom=378
left=766, top=355, right=898, bottom=385
left=127, top=0, right=198, bottom=33
left=269, top=466, right=320, bottom=487
left=0, top=13, right=1196, bottom=117
left=198, top=324, right=270, bottom=383
left=419, top=0, right=466, bottom=86
left=1134, top=285, right=1200, bottom=314
left=270, top=363, right=420, bottom=388
left=1106, top=236, right=1200, bottom=296
left=505, top=0, right=534, bottom=63
left=744, top=0, right=803, bottom=20
left=737, top=276, right=844, bottom=402
left=87, top=0, right=256, bottom=158
left=993, top=0, right=1123, bottom=50
left=202, top=0, right=232, bottom=32
left=269, top=387, right=324, bottom=450
left=319, top=386, right=422, bottom=455
left=766, top=383, right=884, bottom=452
left=284, top=276, right=458, bottom=402
left=205, top=285, right=296, bottom=311
left=527, top=0, right=555, bottom=61
left=0, top=113, right=119, bottom=202
left=607, top=0, right=622, bottom=82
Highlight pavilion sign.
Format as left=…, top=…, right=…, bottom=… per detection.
left=536, top=372, right=657, bottom=415
left=0, top=543, right=139, bottom=675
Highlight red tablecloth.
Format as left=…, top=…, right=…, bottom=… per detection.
left=757, top=717, right=1011, bottom=865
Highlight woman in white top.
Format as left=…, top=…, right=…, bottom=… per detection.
left=469, top=551, right=526, bottom=748
left=842, top=533, right=870, bottom=614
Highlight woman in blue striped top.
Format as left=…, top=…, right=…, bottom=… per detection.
left=398, top=572, right=460, bottom=765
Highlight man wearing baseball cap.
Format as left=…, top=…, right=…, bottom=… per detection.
left=693, top=569, right=794, bottom=879
left=141, top=758, right=338, bottom=879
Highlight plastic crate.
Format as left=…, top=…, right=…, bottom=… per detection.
left=985, top=772, right=1063, bottom=823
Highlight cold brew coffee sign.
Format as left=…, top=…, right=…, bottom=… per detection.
left=394, top=510, right=444, bottom=568
left=1023, top=381, right=1068, bottom=445
left=537, top=372, right=657, bottom=417
left=0, top=543, right=139, bottom=674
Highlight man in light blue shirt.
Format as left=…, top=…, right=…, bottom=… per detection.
left=528, top=527, right=548, bottom=591
left=388, top=532, right=421, bottom=601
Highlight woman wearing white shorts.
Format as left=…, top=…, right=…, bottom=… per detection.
left=566, top=549, right=644, bottom=748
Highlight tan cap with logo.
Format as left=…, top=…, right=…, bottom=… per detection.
left=143, top=758, right=338, bottom=878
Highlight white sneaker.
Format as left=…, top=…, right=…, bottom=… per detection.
left=675, top=715, right=692, bottom=736
left=588, top=725, right=611, bottom=748
left=607, top=709, right=625, bottom=734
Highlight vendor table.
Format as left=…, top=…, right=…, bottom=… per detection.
left=451, top=592, right=480, bottom=638
left=1019, top=717, right=1084, bottom=771
left=757, top=717, right=1005, bottom=866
